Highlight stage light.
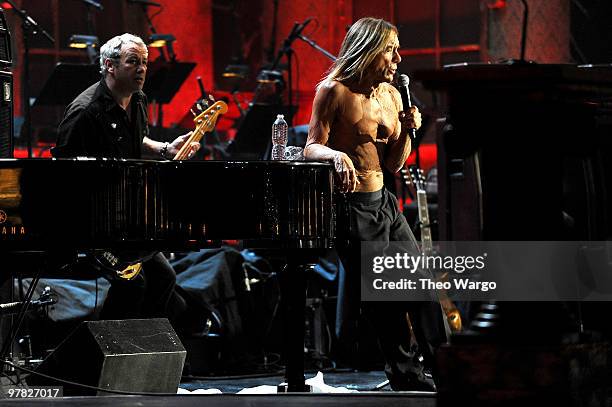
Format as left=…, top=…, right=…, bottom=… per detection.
left=148, top=34, right=176, bottom=60
left=69, top=34, right=99, bottom=64
left=256, top=69, right=283, bottom=84
left=68, top=34, right=98, bottom=49
left=222, top=64, right=249, bottom=79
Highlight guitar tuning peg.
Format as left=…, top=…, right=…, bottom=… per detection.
left=196, top=103, right=203, bottom=112
left=190, top=108, right=197, bottom=117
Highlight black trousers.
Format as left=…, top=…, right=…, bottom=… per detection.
left=335, top=188, right=447, bottom=388
left=100, top=252, right=186, bottom=329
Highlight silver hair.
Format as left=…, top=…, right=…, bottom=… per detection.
left=99, top=33, right=147, bottom=76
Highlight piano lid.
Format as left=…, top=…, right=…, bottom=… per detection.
left=413, top=63, right=612, bottom=93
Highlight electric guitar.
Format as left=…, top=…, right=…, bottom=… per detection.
left=407, top=165, right=463, bottom=333
left=93, top=98, right=228, bottom=280
left=173, top=100, right=228, bottom=160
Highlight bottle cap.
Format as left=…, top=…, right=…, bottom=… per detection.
left=277, top=114, right=284, bottom=119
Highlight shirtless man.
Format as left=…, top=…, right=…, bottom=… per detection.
left=305, top=17, right=446, bottom=391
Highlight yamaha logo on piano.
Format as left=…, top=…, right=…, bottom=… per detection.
left=0, top=209, right=26, bottom=236
left=1, top=225, right=25, bottom=236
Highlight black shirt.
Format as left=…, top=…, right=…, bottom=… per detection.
left=52, top=78, right=149, bottom=159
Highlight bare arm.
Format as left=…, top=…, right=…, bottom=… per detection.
left=384, top=86, right=421, bottom=173
left=305, top=82, right=358, bottom=192
left=142, top=133, right=200, bottom=160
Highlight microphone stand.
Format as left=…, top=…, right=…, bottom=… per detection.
left=133, top=2, right=171, bottom=127
left=268, top=19, right=319, bottom=125
left=519, top=0, right=528, bottom=61
left=4, top=0, right=54, bottom=159
left=75, top=0, right=103, bottom=34
left=296, top=34, right=336, bottom=62
left=252, top=18, right=334, bottom=126
left=129, top=0, right=165, bottom=60
left=265, top=0, right=279, bottom=63
left=271, top=24, right=298, bottom=125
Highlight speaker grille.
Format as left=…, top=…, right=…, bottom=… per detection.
left=0, top=8, right=11, bottom=66
left=0, top=71, right=13, bottom=158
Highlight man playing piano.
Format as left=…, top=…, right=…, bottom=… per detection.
left=305, top=18, right=447, bottom=391
left=51, top=33, right=200, bottom=328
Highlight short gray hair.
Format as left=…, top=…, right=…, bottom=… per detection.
left=99, top=33, right=147, bottom=76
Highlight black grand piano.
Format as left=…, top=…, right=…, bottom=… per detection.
left=0, top=158, right=335, bottom=392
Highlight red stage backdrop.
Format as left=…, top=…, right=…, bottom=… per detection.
left=5, top=0, right=573, bottom=155
left=153, top=0, right=352, bottom=127
left=153, top=0, right=213, bottom=127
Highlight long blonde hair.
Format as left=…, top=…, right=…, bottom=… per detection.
left=319, top=17, right=397, bottom=89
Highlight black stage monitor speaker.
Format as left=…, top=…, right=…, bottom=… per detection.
left=27, top=318, right=186, bottom=396
left=0, top=70, right=12, bottom=158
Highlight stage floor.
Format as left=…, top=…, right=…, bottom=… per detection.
left=180, top=368, right=391, bottom=393
left=1, top=393, right=437, bottom=407
left=1, top=370, right=437, bottom=406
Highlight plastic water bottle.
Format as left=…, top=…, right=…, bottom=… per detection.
left=271, top=114, right=288, bottom=160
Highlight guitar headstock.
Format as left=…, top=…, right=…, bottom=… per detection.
left=193, top=100, right=228, bottom=133
left=190, top=101, right=208, bottom=117
left=189, top=76, right=214, bottom=117
left=407, top=165, right=426, bottom=193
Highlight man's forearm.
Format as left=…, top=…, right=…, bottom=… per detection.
left=304, top=143, right=340, bottom=161
left=384, top=132, right=411, bottom=173
left=142, top=136, right=165, bottom=158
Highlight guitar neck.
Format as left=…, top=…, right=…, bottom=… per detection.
left=416, top=189, right=433, bottom=255
left=173, top=101, right=227, bottom=160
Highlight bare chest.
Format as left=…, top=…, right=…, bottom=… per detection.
left=343, top=91, right=398, bottom=141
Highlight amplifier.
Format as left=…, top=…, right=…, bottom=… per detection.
left=0, top=7, right=11, bottom=67
left=0, top=70, right=12, bottom=158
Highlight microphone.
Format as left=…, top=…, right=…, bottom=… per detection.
left=398, top=74, right=416, bottom=141
left=127, top=0, right=161, bottom=7
left=289, top=17, right=313, bottom=41
left=297, top=17, right=313, bottom=35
